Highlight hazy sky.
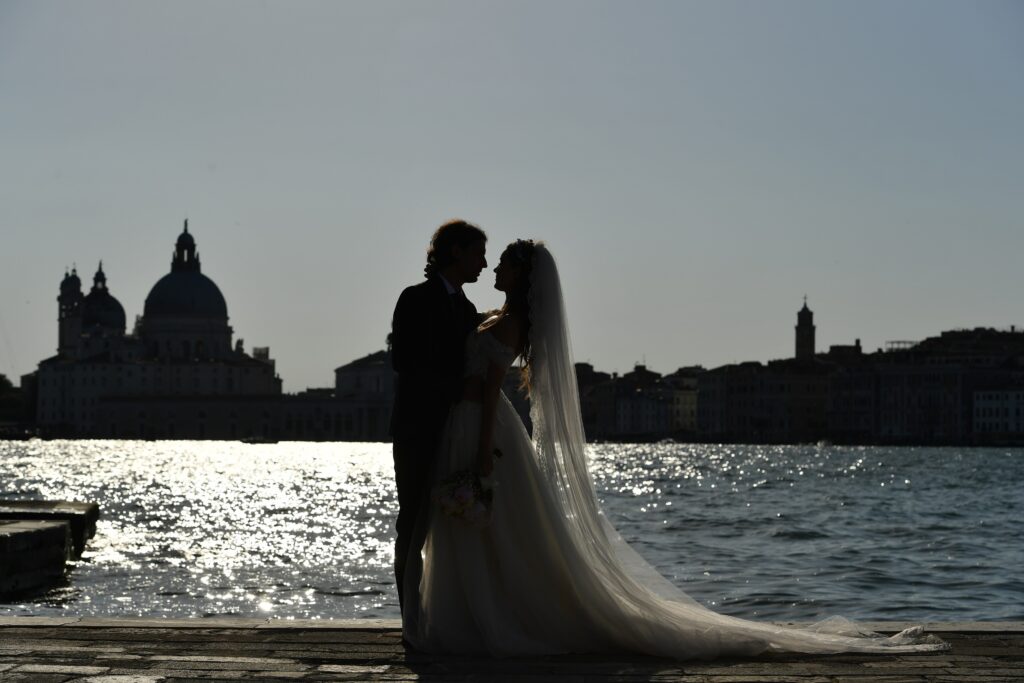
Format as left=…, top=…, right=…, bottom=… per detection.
left=2, top=1, right=1021, bottom=391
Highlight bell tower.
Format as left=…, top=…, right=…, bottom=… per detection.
left=58, top=265, right=84, bottom=355
left=795, top=296, right=815, bottom=360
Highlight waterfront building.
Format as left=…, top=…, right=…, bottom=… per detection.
left=0, top=374, right=27, bottom=437
left=574, top=363, right=676, bottom=441
left=697, top=302, right=837, bottom=443
left=697, top=359, right=830, bottom=443
left=576, top=362, right=614, bottom=440
left=866, top=329, right=1024, bottom=445
left=613, top=364, right=672, bottom=439
left=826, top=357, right=877, bottom=443
left=32, top=221, right=281, bottom=438
left=795, top=298, right=815, bottom=360
left=974, top=390, right=1024, bottom=442
left=329, top=350, right=394, bottom=440
left=699, top=300, right=1024, bottom=445
left=663, top=366, right=703, bottom=437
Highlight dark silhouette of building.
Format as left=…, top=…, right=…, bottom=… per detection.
left=575, top=362, right=691, bottom=441
left=663, top=366, right=703, bottom=437
left=698, top=301, right=1024, bottom=446
left=30, top=221, right=281, bottom=438
left=697, top=301, right=839, bottom=443
left=0, top=373, right=30, bottom=437
left=829, top=328, right=1024, bottom=445
left=796, top=297, right=815, bottom=360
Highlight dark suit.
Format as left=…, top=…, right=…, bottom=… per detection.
left=389, top=274, right=478, bottom=616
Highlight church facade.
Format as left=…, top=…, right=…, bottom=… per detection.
left=29, top=221, right=399, bottom=441
left=34, top=222, right=283, bottom=438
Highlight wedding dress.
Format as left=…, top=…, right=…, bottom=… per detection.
left=404, top=244, right=948, bottom=659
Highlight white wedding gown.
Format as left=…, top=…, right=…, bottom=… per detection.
left=404, top=245, right=948, bottom=659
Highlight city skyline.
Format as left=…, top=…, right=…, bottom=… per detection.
left=10, top=229, right=1018, bottom=390
left=2, top=1, right=1022, bottom=392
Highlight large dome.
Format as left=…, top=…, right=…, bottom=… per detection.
left=144, top=221, right=229, bottom=321
left=144, top=271, right=228, bottom=320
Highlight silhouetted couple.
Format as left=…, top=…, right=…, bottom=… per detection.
left=388, top=219, right=946, bottom=658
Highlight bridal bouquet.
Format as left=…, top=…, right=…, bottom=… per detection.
left=434, top=470, right=495, bottom=528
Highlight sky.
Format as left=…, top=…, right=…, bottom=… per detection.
left=1, top=0, right=1022, bottom=392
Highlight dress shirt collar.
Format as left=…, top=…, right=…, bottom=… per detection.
left=438, top=274, right=461, bottom=296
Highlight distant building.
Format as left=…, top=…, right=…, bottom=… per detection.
left=866, top=329, right=1024, bottom=445
left=697, top=358, right=830, bottom=443
left=706, top=306, right=1024, bottom=445
left=663, top=366, right=703, bottom=436
left=825, top=343, right=877, bottom=443
left=974, top=390, right=1024, bottom=442
left=32, top=222, right=281, bottom=438
left=335, top=350, right=393, bottom=398
left=795, top=298, right=815, bottom=360
left=0, top=374, right=28, bottom=437
left=330, top=350, right=394, bottom=439
left=576, top=362, right=613, bottom=440
left=697, top=301, right=836, bottom=443
left=574, top=362, right=679, bottom=441
left=613, top=364, right=671, bottom=439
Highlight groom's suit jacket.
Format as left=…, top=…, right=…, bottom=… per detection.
left=389, top=274, right=478, bottom=446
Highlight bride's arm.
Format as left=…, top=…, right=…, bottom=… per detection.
left=475, top=360, right=507, bottom=477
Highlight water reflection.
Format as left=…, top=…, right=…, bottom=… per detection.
left=1, top=440, right=1021, bottom=621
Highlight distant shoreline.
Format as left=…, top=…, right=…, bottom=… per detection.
left=4, top=435, right=1024, bottom=448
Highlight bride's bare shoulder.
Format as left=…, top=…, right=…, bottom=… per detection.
left=488, top=313, right=524, bottom=352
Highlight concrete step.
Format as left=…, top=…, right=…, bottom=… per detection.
left=0, top=520, right=70, bottom=596
left=0, top=500, right=99, bottom=557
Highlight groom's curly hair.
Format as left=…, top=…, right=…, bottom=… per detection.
left=424, top=219, right=487, bottom=278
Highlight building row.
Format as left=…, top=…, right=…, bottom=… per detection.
left=573, top=304, right=1024, bottom=445
left=17, top=224, right=1024, bottom=445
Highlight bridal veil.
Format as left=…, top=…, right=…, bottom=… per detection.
left=521, top=242, right=946, bottom=657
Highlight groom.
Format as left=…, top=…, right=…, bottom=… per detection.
left=389, top=219, right=487, bottom=619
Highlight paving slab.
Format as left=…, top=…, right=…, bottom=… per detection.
left=0, top=619, right=1019, bottom=681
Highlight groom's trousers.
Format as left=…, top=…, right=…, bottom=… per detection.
left=392, top=432, right=441, bottom=618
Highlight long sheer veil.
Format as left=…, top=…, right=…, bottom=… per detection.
left=525, top=242, right=946, bottom=657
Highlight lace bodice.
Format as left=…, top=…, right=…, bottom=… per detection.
left=463, top=329, right=518, bottom=379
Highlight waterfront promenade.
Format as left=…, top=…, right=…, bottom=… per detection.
left=0, top=618, right=1021, bottom=681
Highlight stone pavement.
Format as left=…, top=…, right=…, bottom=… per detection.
left=0, top=618, right=1021, bottom=682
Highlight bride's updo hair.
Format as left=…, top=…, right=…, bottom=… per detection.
left=500, top=239, right=538, bottom=393
left=424, top=219, right=487, bottom=278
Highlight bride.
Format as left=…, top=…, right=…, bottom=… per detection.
left=402, top=239, right=947, bottom=658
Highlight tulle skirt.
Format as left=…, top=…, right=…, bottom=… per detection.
left=405, top=395, right=948, bottom=659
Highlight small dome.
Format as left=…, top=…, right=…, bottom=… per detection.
left=82, top=288, right=126, bottom=332
left=144, top=271, right=228, bottom=320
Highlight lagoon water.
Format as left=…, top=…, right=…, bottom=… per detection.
left=1, top=440, right=1021, bottom=622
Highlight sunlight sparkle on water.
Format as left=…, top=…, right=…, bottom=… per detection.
left=1, top=440, right=1021, bottom=621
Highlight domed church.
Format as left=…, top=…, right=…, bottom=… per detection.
left=34, top=221, right=283, bottom=438
left=141, top=221, right=232, bottom=360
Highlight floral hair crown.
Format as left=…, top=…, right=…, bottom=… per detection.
left=508, top=239, right=536, bottom=266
